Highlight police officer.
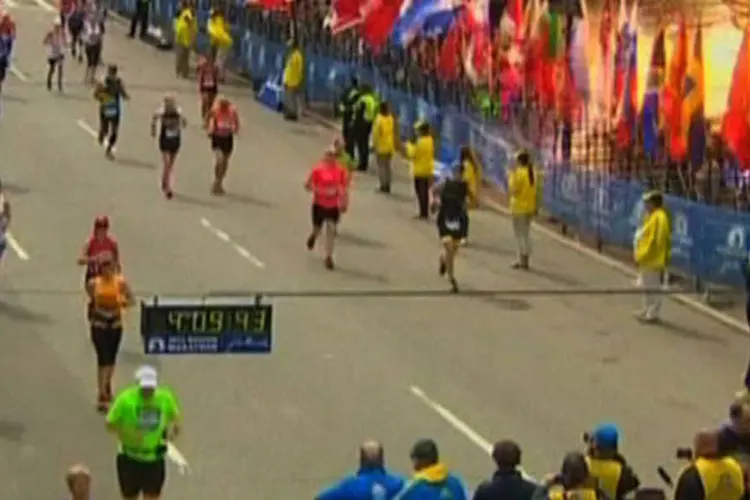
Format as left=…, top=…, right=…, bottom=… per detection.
left=584, top=424, right=640, bottom=500
left=338, top=76, right=360, bottom=159
left=353, top=83, right=377, bottom=172
left=675, top=429, right=745, bottom=500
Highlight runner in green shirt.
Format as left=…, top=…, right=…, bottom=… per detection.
left=106, top=365, right=181, bottom=500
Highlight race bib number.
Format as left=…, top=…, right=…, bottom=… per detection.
left=137, top=408, right=162, bottom=431
left=103, top=106, right=118, bottom=117
left=165, top=128, right=180, bottom=138
left=445, top=218, right=460, bottom=231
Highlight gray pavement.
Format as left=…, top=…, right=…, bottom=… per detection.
left=0, top=6, right=748, bottom=499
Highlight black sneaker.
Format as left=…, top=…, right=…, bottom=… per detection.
left=324, top=257, right=334, bottom=270
left=306, top=235, right=316, bottom=250
left=449, top=278, right=459, bottom=293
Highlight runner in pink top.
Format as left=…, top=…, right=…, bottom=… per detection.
left=305, top=146, right=348, bottom=270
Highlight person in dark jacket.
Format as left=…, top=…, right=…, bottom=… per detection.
left=473, top=440, right=537, bottom=500
left=316, top=441, right=404, bottom=500
left=532, top=452, right=607, bottom=500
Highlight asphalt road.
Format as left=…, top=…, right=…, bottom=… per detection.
left=0, top=6, right=748, bottom=499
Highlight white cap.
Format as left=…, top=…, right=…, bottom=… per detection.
left=135, top=365, right=158, bottom=389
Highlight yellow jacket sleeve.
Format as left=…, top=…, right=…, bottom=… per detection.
left=207, top=16, right=232, bottom=49
left=283, top=50, right=304, bottom=88
left=634, top=215, right=657, bottom=265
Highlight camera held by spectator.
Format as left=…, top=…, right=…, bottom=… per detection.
left=672, top=429, right=746, bottom=500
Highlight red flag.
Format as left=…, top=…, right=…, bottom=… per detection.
left=722, top=28, right=750, bottom=171
left=663, top=18, right=687, bottom=159
left=437, top=14, right=467, bottom=80
left=360, top=0, right=404, bottom=49
left=330, top=0, right=364, bottom=34
left=252, top=0, right=290, bottom=11
left=507, top=0, right=523, bottom=42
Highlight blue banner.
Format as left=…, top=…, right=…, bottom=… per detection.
left=107, top=0, right=750, bottom=290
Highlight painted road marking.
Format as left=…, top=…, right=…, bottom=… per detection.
left=76, top=119, right=119, bottom=153
left=200, top=218, right=266, bottom=269
left=409, top=385, right=539, bottom=482
left=305, top=109, right=748, bottom=334
left=34, top=0, right=56, bottom=11
left=5, top=232, right=29, bottom=261
left=9, top=65, right=28, bottom=83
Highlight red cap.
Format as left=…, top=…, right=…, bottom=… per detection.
left=94, top=215, right=110, bottom=229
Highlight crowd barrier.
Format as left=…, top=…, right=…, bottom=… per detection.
left=107, top=0, right=750, bottom=291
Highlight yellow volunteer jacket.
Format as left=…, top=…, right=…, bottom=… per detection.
left=406, top=136, right=435, bottom=178
left=508, top=165, right=538, bottom=215
left=682, top=457, right=745, bottom=500
left=283, top=48, right=304, bottom=89
left=207, top=13, right=232, bottom=49
left=586, top=457, right=622, bottom=500
left=462, top=159, right=480, bottom=208
left=634, top=207, right=670, bottom=271
left=174, top=9, right=196, bottom=48
left=372, top=114, right=395, bottom=155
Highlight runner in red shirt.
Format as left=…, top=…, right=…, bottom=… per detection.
left=197, top=54, right=219, bottom=128
left=77, top=215, right=120, bottom=283
left=305, top=146, right=348, bottom=270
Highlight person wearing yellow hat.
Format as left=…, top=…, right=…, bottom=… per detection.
left=633, top=190, right=671, bottom=323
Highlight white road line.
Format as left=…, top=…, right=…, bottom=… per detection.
left=9, top=65, right=28, bottom=83
left=5, top=232, right=29, bottom=261
left=76, top=119, right=98, bottom=138
left=409, top=385, right=539, bottom=483
left=480, top=198, right=749, bottom=333
left=167, top=442, right=191, bottom=475
left=3, top=0, right=20, bottom=9
left=306, top=109, right=748, bottom=334
left=199, top=218, right=266, bottom=269
left=34, top=0, right=56, bottom=11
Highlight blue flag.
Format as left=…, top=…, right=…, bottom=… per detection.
left=391, top=0, right=460, bottom=46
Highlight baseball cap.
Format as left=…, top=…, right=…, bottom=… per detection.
left=135, top=365, right=158, bottom=389
left=592, top=423, right=619, bottom=449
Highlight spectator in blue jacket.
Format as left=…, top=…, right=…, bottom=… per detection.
left=397, top=439, right=467, bottom=500
left=316, top=441, right=405, bottom=500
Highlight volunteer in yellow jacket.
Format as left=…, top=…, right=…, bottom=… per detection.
left=508, top=150, right=539, bottom=270
left=283, top=40, right=304, bottom=121
left=173, top=6, right=196, bottom=78
left=372, top=101, right=396, bottom=194
left=459, top=146, right=481, bottom=244
left=206, top=9, right=232, bottom=80
left=406, top=121, right=435, bottom=219
left=633, top=190, right=671, bottom=323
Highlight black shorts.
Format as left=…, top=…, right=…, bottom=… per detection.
left=211, top=134, right=234, bottom=155
left=100, top=112, right=120, bottom=130
left=116, top=454, right=166, bottom=498
left=85, top=43, right=102, bottom=68
left=0, top=58, right=7, bottom=83
left=48, top=54, right=64, bottom=65
left=311, top=204, right=340, bottom=227
left=90, top=324, right=123, bottom=367
left=159, top=137, right=181, bottom=155
left=201, top=87, right=218, bottom=100
left=437, top=211, right=467, bottom=241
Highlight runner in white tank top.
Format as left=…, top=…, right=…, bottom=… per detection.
left=43, top=19, right=66, bottom=92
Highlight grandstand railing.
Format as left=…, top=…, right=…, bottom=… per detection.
left=106, top=0, right=750, bottom=293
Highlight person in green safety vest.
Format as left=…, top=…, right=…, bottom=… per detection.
left=337, top=76, right=360, bottom=159
left=353, top=83, right=378, bottom=172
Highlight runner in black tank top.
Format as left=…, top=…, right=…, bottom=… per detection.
left=432, top=163, right=468, bottom=293
left=151, top=94, right=186, bottom=199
